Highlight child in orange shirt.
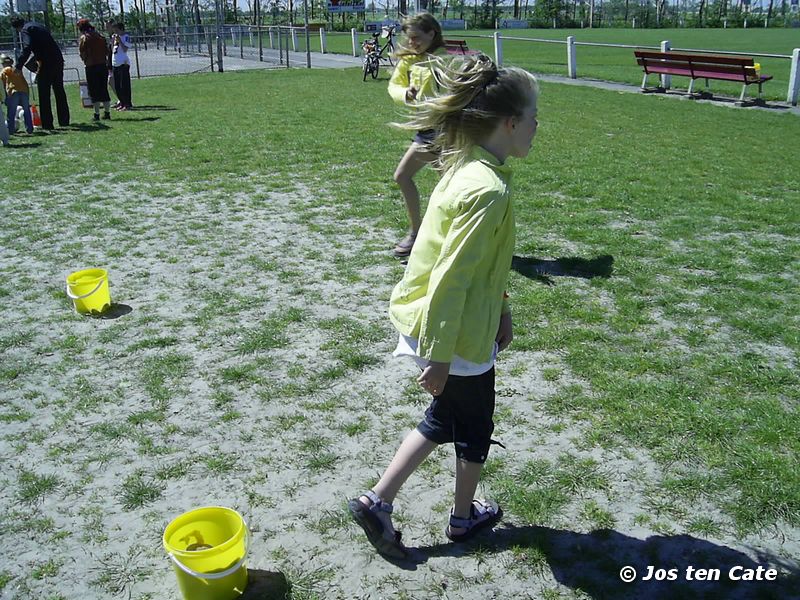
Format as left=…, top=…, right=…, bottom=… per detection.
left=1, top=53, right=34, bottom=135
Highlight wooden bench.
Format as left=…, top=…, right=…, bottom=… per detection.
left=634, top=50, right=772, bottom=104
left=444, top=39, right=478, bottom=56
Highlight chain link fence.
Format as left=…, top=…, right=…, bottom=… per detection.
left=2, top=23, right=360, bottom=84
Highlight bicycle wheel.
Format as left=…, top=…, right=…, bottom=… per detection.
left=371, top=57, right=379, bottom=79
left=363, top=59, right=370, bottom=81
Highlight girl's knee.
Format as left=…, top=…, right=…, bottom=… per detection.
left=393, top=167, right=414, bottom=185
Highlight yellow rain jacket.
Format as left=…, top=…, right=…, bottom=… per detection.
left=389, top=146, right=514, bottom=365
left=387, top=49, right=447, bottom=105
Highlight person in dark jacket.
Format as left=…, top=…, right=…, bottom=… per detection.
left=11, top=17, right=70, bottom=130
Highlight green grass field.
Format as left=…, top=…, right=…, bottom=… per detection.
left=1, top=67, right=799, bottom=598
left=316, top=27, right=799, bottom=101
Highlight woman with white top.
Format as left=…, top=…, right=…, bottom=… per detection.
left=110, top=22, right=133, bottom=110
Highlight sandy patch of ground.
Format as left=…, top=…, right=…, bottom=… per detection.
left=1, top=183, right=798, bottom=599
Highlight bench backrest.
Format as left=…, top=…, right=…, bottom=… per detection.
left=634, top=50, right=758, bottom=80
left=444, top=39, right=468, bottom=52
left=443, top=39, right=481, bottom=56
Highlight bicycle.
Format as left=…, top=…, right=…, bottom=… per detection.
left=362, top=25, right=396, bottom=81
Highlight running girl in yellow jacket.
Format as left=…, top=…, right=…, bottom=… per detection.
left=387, top=14, right=446, bottom=257
left=349, top=55, right=540, bottom=559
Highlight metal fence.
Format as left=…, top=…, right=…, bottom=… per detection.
left=448, top=32, right=800, bottom=105
left=1, top=25, right=349, bottom=83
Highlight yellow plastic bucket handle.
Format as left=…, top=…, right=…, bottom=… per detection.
left=66, top=279, right=104, bottom=300
left=168, top=530, right=250, bottom=581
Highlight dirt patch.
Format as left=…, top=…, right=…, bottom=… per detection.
left=1, top=183, right=798, bottom=599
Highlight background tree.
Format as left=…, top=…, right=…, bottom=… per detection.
left=78, top=0, right=111, bottom=22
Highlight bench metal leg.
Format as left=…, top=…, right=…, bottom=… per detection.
left=688, top=78, right=695, bottom=95
left=641, top=72, right=648, bottom=90
left=739, top=84, right=747, bottom=103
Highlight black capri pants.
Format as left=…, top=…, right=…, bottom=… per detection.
left=416, top=366, right=497, bottom=464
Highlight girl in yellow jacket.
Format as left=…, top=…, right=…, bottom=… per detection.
left=387, top=14, right=446, bottom=257
left=349, top=55, right=540, bottom=559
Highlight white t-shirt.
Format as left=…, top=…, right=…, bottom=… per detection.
left=393, top=334, right=497, bottom=377
left=112, top=33, right=131, bottom=67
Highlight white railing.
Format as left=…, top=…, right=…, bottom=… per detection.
left=459, top=33, right=799, bottom=106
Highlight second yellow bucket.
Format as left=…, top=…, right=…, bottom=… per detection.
left=66, top=268, right=111, bottom=315
left=163, top=506, right=249, bottom=600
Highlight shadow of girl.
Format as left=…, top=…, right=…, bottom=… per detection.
left=420, top=525, right=800, bottom=599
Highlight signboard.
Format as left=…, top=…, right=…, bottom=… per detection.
left=439, top=19, right=466, bottom=29
left=327, top=0, right=365, bottom=12
left=365, top=20, right=400, bottom=32
left=16, top=0, right=47, bottom=11
left=498, top=19, right=529, bottom=28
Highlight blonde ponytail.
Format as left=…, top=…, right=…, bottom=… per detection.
left=397, top=54, right=539, bottom=172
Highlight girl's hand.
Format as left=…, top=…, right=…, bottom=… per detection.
left=418, top=361, right=449, bottom=396
left=496, top=312, right=513, bottom=352
left=405, top=86, right=418, bottom=102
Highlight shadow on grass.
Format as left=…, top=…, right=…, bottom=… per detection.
left=115, top=116, right=162, bottom=122
left=511, top=254, right=614, bottom=286
left=415, top=524, right=800, bottom=599
left=240, top=568, right=290, bottom=599
left=4, top=142, right=42, bottom=148
left=129, top=105, right=177, bottom=111
left=95, top=303, right=133, bottom=320
left=655, top=89, right=794, bottom=111
left=62, top=122, right=111, bottom=132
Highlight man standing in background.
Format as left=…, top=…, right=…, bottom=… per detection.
left=10, top=16, right=70, bottom=130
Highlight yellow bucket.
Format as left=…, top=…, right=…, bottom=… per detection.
left=163, top=506, right=249, bottom=600
left=66, top=268, right=111, bottom=315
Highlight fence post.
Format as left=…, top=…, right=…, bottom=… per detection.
left=285, top=29, right=291, bottom=68
left=493, top=31, right=503, bottom=67
left=788, top=48, right=800, bottom=106
left=660, top=40, right=671, bottom=90
left=292, top=28, right=299, bottom=52
left=133, top=38, right=141, bottom=79
left=320, top=27, right=327, bottom=53
left=215, top=0, right=224, bottom=72
left=351, top=28, right=358, bottom=57
left=269, top=27, right=275, bottom=49
left=209, top=31, right=215, bottom=72
left=567, top=35, right=576, bottom=79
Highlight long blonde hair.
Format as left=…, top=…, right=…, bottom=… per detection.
left=398, top=54, right=539, bottom=173
left=395, top=13, right=445, bottom=58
